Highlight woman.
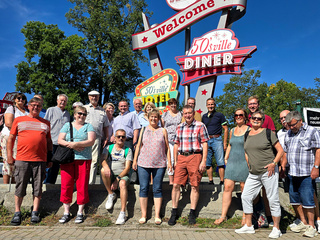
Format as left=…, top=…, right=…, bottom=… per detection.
left=58, top=106, right=96, bottom=224
left=132, top=109, right=172, bottom=225
left=0, top=93, right=28, bottom=184
left=214, top=108, right=249, bottom=225
left=103, top=102, right=115, bottom=144
left=235, top=111, right=284, bottom=239
left=138, top=102, right=160, bottom=127
left=161, top=98, right=182, bottom=184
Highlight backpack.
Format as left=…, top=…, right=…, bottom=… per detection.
left=244, top=128, right=277, bottom=156
left=108, top=144, right=129, bottom=159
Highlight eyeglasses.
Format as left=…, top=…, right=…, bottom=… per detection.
left=234, top=114, right=244, bottom=118
left=116, top=135, right=126, bottom=139
left=29, top=104, right=41, bottom=108
left=16, top=97, right=26, bottom=101
left=248, top=103, right=258, bottom=106
left=77, top=112, right=87, bottom=117
left=287, top=120, right=299, bottom=128
left=251, top=116, right=262, bottom=121
left=279, top=116, right=286, bottom=120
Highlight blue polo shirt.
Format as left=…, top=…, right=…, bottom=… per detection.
left=202, top=111, right=227, bottom=135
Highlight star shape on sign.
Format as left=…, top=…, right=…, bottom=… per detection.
left=197, top=109, right=203, bottom=114
left=201, top=89, right=208, bottom=95
left=142, top=37, right=148, bottom=43
left=153, top=62, right=158, bottom=67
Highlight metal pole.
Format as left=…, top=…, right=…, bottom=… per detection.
left=184, top=27, right=191, bottom=105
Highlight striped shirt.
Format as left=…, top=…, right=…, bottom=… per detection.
left=174, top=120, right=209, bottom=153
left=284, top=123, right=320, bottom=177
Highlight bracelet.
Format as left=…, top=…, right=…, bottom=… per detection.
left=273, top=161, right=278, bottom=165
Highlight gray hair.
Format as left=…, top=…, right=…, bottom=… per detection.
left=115, top=129, right=126, bottom=137
left=57, top=94, right=68, bottom=101
left=251, top=110, right=265, bottom=124
left=285, top=111, right=302, bottom=123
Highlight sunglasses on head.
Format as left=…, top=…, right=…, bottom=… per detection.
left=234, top=114, right=244, bottom=118
left=116, top=135, right=126, bottom=139
left=77, top=112, right=87, bottom=117
left=251, top=116, right=262, bottom=121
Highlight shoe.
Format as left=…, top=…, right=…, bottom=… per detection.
left=269, top=227, right=282, bottom=239
left=291, top=222, right=308, bottom=233
left=139, top=217, right=146, bottom=224
left=303, top=225, right=318, bottom=238
left=31, top=211, right=40, bottom=224
left=316, top=220, right=320, bottom=233
left=168, top=210, right=178, bottom=226
left=235, top=224, right=255, bottom=234
left=74, top=214, right=84, bottom=224
left=219, top=181, right=224, bottom=185
left=59, top=213, right=71, bottom=223
left=105, top=192, right=116, bottom=210
left=188, top=212, right=196, bottom=225
left=155, top=217, right=162, bottom=225
left=208, top=180, right=214, bottom=185
left=11, top=212, right=22, bottom=226
left=289, top=218, right=301, bottom=229
left=115, top=212, right=127, bottom=225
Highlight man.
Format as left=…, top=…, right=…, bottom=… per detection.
left=43, top=94, right=70, bottom=184
left=132, top=98, right=143, bottom=118
left=283, top=111, right=320, bottom=238
left=7, top=97, right=52, bottom=225
left=33, top=94, right=46, bottom=118
left=100, top=129, right=132, bottom=225
left=202, top=98, right=228, bottom=185
left=113, top=100, right=141, bottom=150
left=247, top=95, right=276, bottom=131
left=182, top=97, right=202, bottom=122
left=84, top=90, right=110, bottom=184
left=168, top=105, right=209, bottom=225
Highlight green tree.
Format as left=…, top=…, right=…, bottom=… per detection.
left=15, top=21, right=89, bottom=110
left=66, top=0, right=150, bottom=105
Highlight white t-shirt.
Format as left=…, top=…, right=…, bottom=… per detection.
left=1, top=106, right=28, bottom=136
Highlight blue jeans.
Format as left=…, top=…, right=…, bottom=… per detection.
left=289, top=175, right=315, bottom=208
left=138, top=166, right=166, bottom=198
left=206, top=136, right=224, bottom=167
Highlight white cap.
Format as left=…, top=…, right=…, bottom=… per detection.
left=72, top=102, right=83, bottom=108
left=88, top=90, right=100, bottom=96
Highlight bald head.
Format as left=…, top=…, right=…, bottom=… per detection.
left=279, top=110, right=290, bottom=129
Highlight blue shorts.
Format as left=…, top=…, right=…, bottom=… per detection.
left=289, top=175, right=315, bottom=208
left=206, top=136, right=224, bottom=167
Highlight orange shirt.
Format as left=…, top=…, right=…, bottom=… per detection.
left=10, top=116, right=51, bottom=162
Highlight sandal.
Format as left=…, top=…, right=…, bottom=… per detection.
left=155, top=217, right=162, bottom=225
left=139, top=217, right=146, bottom=224
left=214, top=216, right=227, bottom=225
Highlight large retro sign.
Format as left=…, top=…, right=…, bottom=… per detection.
left=132, top=0, right=247, bottom=50
left=175, top=29, right=257, bottom=85
left=166, top=0, right=200, bottom=11
left=134, top=68, right=180, bottom=114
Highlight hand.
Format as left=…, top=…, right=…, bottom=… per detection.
left=167, top=165, right=173, bottom=174
left=7, top=155, right=15, bottom=165
left=47, top=162, right=53, bottom=168
left=311, top=167, right=319, bottom=180
left=264, top=163, right=275, bottom=177
left=279, top=166, right=286, bottom=179
left=74, top=147, right=85, bottom=152
left=224, top=159, right=228, bottom=165
left=223, top=143, right=227, bottom=151
left=110, top=135, right=115, bottom=143
left=103, top=139, right=108, bottom=148
left=132, top=162, right=137, bottom=171
left=111, top=180, right=118, bottom=191
left=199, top=161, right=206, bottom=173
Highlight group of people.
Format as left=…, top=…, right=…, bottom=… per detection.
left=1, top=92, right=320, bottom=239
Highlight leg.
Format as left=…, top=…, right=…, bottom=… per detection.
left=314, top=192, right=320, bottom=220
left=15, top=196, right=24, bottom=212
left=101, top=167, right=113, bottom=195
left=240, top=182, right=246, bottom=225
left=304, top=208, right=315, bottom=227
left=75, top=160, right=91, bottom=205
left=206, top=167, right=213, bottom=182
left=171, top=183, right=181, bottom=208
left=152, top=168, right=166, bottom=219
left=168, top=143, right=175, bottom=185
left=33, top=196, right=41, bottom=212
left=137, top=166, right=151, bottom=220
left=190, top=185, right=200, bottom=210
left=212, top=136, right=225, bottom=182
left=119, top=179, right=128, bottom=212
left=60, top=162, right=76, bottom=204
left=89, top=138, right=101, bottom=184
left=206, top=138, right=214, bottom=182
left=215, top=179, right=235, bottom=224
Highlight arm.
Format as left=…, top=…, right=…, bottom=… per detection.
left=245, top=152, right=250, bottom=169
left=67, top=131, right=96, bottom=149
left=102, top=126, right=109, bottom=148
left=222, top=124, right=228, bottom=151
left=199, top=141, right=208, bottom=173
left=224, top=130, right=233, bottom=164
left=132, top=129, right=144, bottom=170
left=173, top=143, right=179, bottom=167
left=4, top=113, right=14, bottom=129
left=46, top=136, right=53, bottom=167
left=6, top=134, right=16, bottom=165
left=101, top=152, right=112, bottom=178
left=311, top=148, right=320, bottom=180
left=161, top=117, right=165, bottom=127
left=264, top=141, right=284, bottom=177
left=163, top=128, right=172, bottom=171
left=133, top=129, right=139, bottom=147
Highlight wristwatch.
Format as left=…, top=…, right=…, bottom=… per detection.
left=117, top=176, right=122, bottom=181
left=314, top=165, right=319, bottom=169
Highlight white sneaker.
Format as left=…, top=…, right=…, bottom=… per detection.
left=105, top=193, right=116, bottom=210
left=291, top=221, right=307, bottom=233
left=303, top=225, right=318, bottom=238
left=316, top=220, right=320, bottom=233
left=289, top=218, right=301, bottom=229
left=235, top=224, right=255, bottom=234
left=269, top=227, right=282, bottom=239
left=115, top=212, right=127, bottom=225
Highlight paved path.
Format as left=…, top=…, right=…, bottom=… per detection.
left=0, top=225, right=309, bottom=240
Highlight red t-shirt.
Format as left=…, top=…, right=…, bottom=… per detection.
left=247, top=113, right=276, bottom=131
left=10, top=116, right=51, bottom=162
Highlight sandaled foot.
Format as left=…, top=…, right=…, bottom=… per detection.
left=139, top=217, right=146, bottom=224
left=214, top=216, right=227, bottom=225
left=155, top=217, right=162, bottom=225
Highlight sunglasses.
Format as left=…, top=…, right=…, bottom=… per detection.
left=16, top=97, right=26, bottom=101
left=234, top=114, right=244, bottom=118
left=287, top=120, right=299, bottom=128
left=251, top=117, right=262, bottom=121
left=116, top=135, right=126, bottom=139
left=77, top=112, right=87, bottom=117
left=29, top=104, right=41, bottom=108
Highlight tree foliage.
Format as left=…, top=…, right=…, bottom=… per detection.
left=65, top=0, right=150, bottom=105
left=15, top=21, right=89, bottom=110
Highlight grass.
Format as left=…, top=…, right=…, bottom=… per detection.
left=92, top=216, right=113, bottom=227
left=176, top=215, right=243, bottom=229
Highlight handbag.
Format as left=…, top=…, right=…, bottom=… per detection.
left=51, top=122, right=75, bottom=164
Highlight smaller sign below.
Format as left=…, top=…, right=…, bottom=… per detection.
left=134, top=68, right=180, bottom=114
left=166, top=0, right=199, bottom=11
left=175, top=29, right=257, bottom=86
left=303, top=108, right=320, bottom=130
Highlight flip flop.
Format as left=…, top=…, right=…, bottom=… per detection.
left=155, top=218, right=162, bottom=225
left=139, top=217, right=146, bottom=224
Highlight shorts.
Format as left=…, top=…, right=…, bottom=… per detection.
left=0, top=134, right=17, bottom=176
left=206, top=136, right=225, bottom=167
left=14, top=161, right=46, bottom=197
left=111, top=170, right=130, bottom=188
left=289, top=175, right=315, bottom=208
left=174, top=153, right=202, bottom=187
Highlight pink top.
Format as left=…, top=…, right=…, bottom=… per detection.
left=137, top=127, right=167, bottom=168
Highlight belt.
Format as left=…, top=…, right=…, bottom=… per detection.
left=209, top=134, right=220, bottom=139
left=180, top=151, right=202, bottom=156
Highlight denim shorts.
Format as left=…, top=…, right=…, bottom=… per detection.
left=289, top=175, right=315, bottom=208
left=206, top=136, right=224, bottom=167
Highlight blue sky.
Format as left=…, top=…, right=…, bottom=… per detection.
left=1, top=0, right=319, bottom=109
